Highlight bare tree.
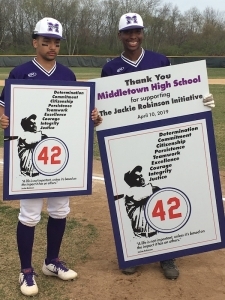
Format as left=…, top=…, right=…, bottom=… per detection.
left=0, top=0, right=225, bottom=55
left=0, top=0, right=9, bottom=51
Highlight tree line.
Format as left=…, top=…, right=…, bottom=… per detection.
left=0, top=0, right=225, bottom=56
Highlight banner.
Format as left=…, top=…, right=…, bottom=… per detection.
left=3, top=80, right=95, bottom=200
left=92, top=60, right=225, bottom=269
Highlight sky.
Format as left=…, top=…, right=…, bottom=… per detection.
left=161, top=0, right=225, bottom=13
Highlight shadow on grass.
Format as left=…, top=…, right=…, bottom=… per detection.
left=0, top=201, right=98, bottom=300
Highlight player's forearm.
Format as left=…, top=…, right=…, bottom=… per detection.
left=0, top=106, right=9, bottom=129
left=0, top=105, right=4, bottom=118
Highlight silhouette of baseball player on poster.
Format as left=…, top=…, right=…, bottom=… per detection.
left=5, top=114, right=47, bottom=177
left=114, top=165, right=160, bottom=238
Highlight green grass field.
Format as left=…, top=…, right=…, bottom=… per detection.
left=0, top=67, right=224, bottom=81
left=207, top=68, right=225, bottom=79
left=210, top=85, right=225, bottom=170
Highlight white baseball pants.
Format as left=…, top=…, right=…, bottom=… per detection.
left=19, top=196, right=70, bottom=226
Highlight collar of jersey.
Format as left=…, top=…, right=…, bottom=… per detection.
left=32, top=58, right=56, bottom=76
left=121, top=48, right=145, bottom=67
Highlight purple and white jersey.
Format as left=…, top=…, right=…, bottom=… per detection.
left=0, top=58, right=76, bottom=106
left=101, top=48, right=170, bottom=77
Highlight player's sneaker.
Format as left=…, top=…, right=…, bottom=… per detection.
left=19, top=268, right=38, bottom=296
left=122, top=266, right=138, bottom=275
left=160, top=259, right=179, bottom=280
left=42, top=258, right=77, bottom=280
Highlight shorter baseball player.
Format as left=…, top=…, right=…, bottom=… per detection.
left=101, top=12, right=215, bottom=279
left=0, top=17, right=102, bottom=297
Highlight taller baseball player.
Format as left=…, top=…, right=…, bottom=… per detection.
left=0, top=17, right=102, bottom=297
left=101, top=12, right=215, bottom=279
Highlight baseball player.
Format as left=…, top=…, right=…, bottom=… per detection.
left=0, top=17, right=102, bottom=297
left=101, top=12, right=215, bottom=279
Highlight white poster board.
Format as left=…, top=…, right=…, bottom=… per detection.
left=4, top=80, right=95, bottom=200
left=92, top=61, right=225, bottom=269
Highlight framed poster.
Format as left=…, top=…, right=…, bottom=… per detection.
left=92, top=60, right=225, bottom=269
left=3, top=80, right=95, bottom=200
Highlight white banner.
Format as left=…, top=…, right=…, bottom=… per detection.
left=4, top=80, right=95, bottom=200
left=91, top=61, right=225, bottom=269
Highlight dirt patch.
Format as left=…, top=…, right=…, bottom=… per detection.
left=208, top=79, right=225, bottom=84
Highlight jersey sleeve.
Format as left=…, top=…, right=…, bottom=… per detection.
left=70, top=70, right=76, bottom=81
left=0, top=87, right=5, bottom=107
left=101, top=60, right=117, bottom=77
left=65, top=67, right=76, bottom=81
left=163, top=56, right=171, bottom=67
left=101, top=67, right=109, bottom=78
left=0, top=70, right=16, bottom=107
left=165, top=57, right=171, bottom=66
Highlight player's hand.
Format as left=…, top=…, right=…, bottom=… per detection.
left=0, top=114, right=9, bottom=129
left=203, top=93, right=215, bottom=108
left=92, top=108, right=103, bottom=127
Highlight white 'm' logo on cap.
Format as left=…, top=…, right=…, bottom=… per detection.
left=126, top=15, right=138, bottom=25
left=47, top=22, right=59, bottom=33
